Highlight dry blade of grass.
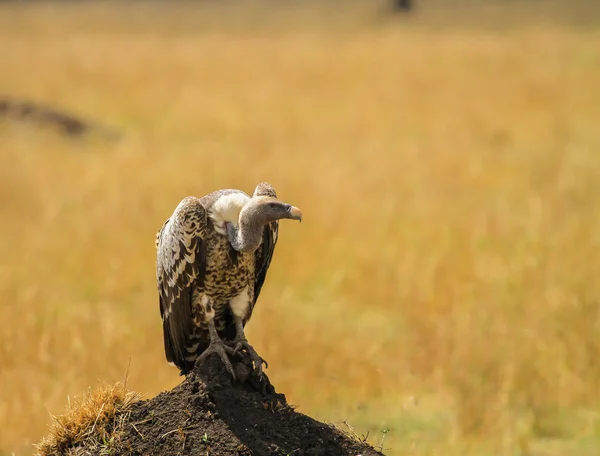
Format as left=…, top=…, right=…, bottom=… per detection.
left=34, top=382, right=142, bottom=456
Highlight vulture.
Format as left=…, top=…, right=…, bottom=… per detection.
left=155, top=182, right=302, bottom=379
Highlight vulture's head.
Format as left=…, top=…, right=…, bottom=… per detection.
left=227, top=196, right=302, bottom=252
left=246, top=196, right=303, bottom=224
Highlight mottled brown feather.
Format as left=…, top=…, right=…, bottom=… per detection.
left=156, top=197, right=207, bottom=371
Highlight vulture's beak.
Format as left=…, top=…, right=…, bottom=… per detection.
left=287, top=205, right=303, bottom=222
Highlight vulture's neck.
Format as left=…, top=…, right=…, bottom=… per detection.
left=227, top=204, right=263, bottom=253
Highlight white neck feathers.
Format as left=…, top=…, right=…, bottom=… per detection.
left=209, top=193, right=250, bottom=235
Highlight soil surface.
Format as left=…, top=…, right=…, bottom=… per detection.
left=114, top=354, right=383, bottom=456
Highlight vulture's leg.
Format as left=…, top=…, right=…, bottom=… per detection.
left=230, top=316, right=268, bottom=376
left=194, top=318, right=236, bottom=380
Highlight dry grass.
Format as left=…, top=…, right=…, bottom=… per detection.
left=34, top=381, right=141, bottom=456
left=1, top=1, right=600, bottom=455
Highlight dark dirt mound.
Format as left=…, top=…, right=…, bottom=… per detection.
left=114, top=355, right=383, bottom=456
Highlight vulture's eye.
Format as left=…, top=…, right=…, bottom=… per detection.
left=269, top=203, right=277, bottom=209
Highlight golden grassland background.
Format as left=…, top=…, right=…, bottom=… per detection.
left=1, top=1, right=600, bottom=454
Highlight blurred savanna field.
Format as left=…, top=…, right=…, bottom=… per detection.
left=2, top=0, right=600, bottom=454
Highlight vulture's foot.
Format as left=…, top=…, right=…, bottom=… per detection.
left=194, top=339, right=236, bottom=381
left=195, top=319, right=237, bottom=381
left=231, top=338, right=268, bottom=377
left=229, top=316, right=268, bottom=377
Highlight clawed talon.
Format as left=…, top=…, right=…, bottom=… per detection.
left=229, top=338, right=268, bottom=377
left=228, top=317, right=268, bottom=378
left=195, top=319, right=237, bottom=381
left=195, top=339, right=236, bottom=381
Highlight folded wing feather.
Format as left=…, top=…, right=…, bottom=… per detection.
left=156, top=197, right=207, bottom=368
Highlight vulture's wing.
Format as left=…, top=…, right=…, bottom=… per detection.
left=156, top=197, right=207, bottom=370
left=249, top=182, right=280, bottom=322
left=253, top=220, right=279, bottom=308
